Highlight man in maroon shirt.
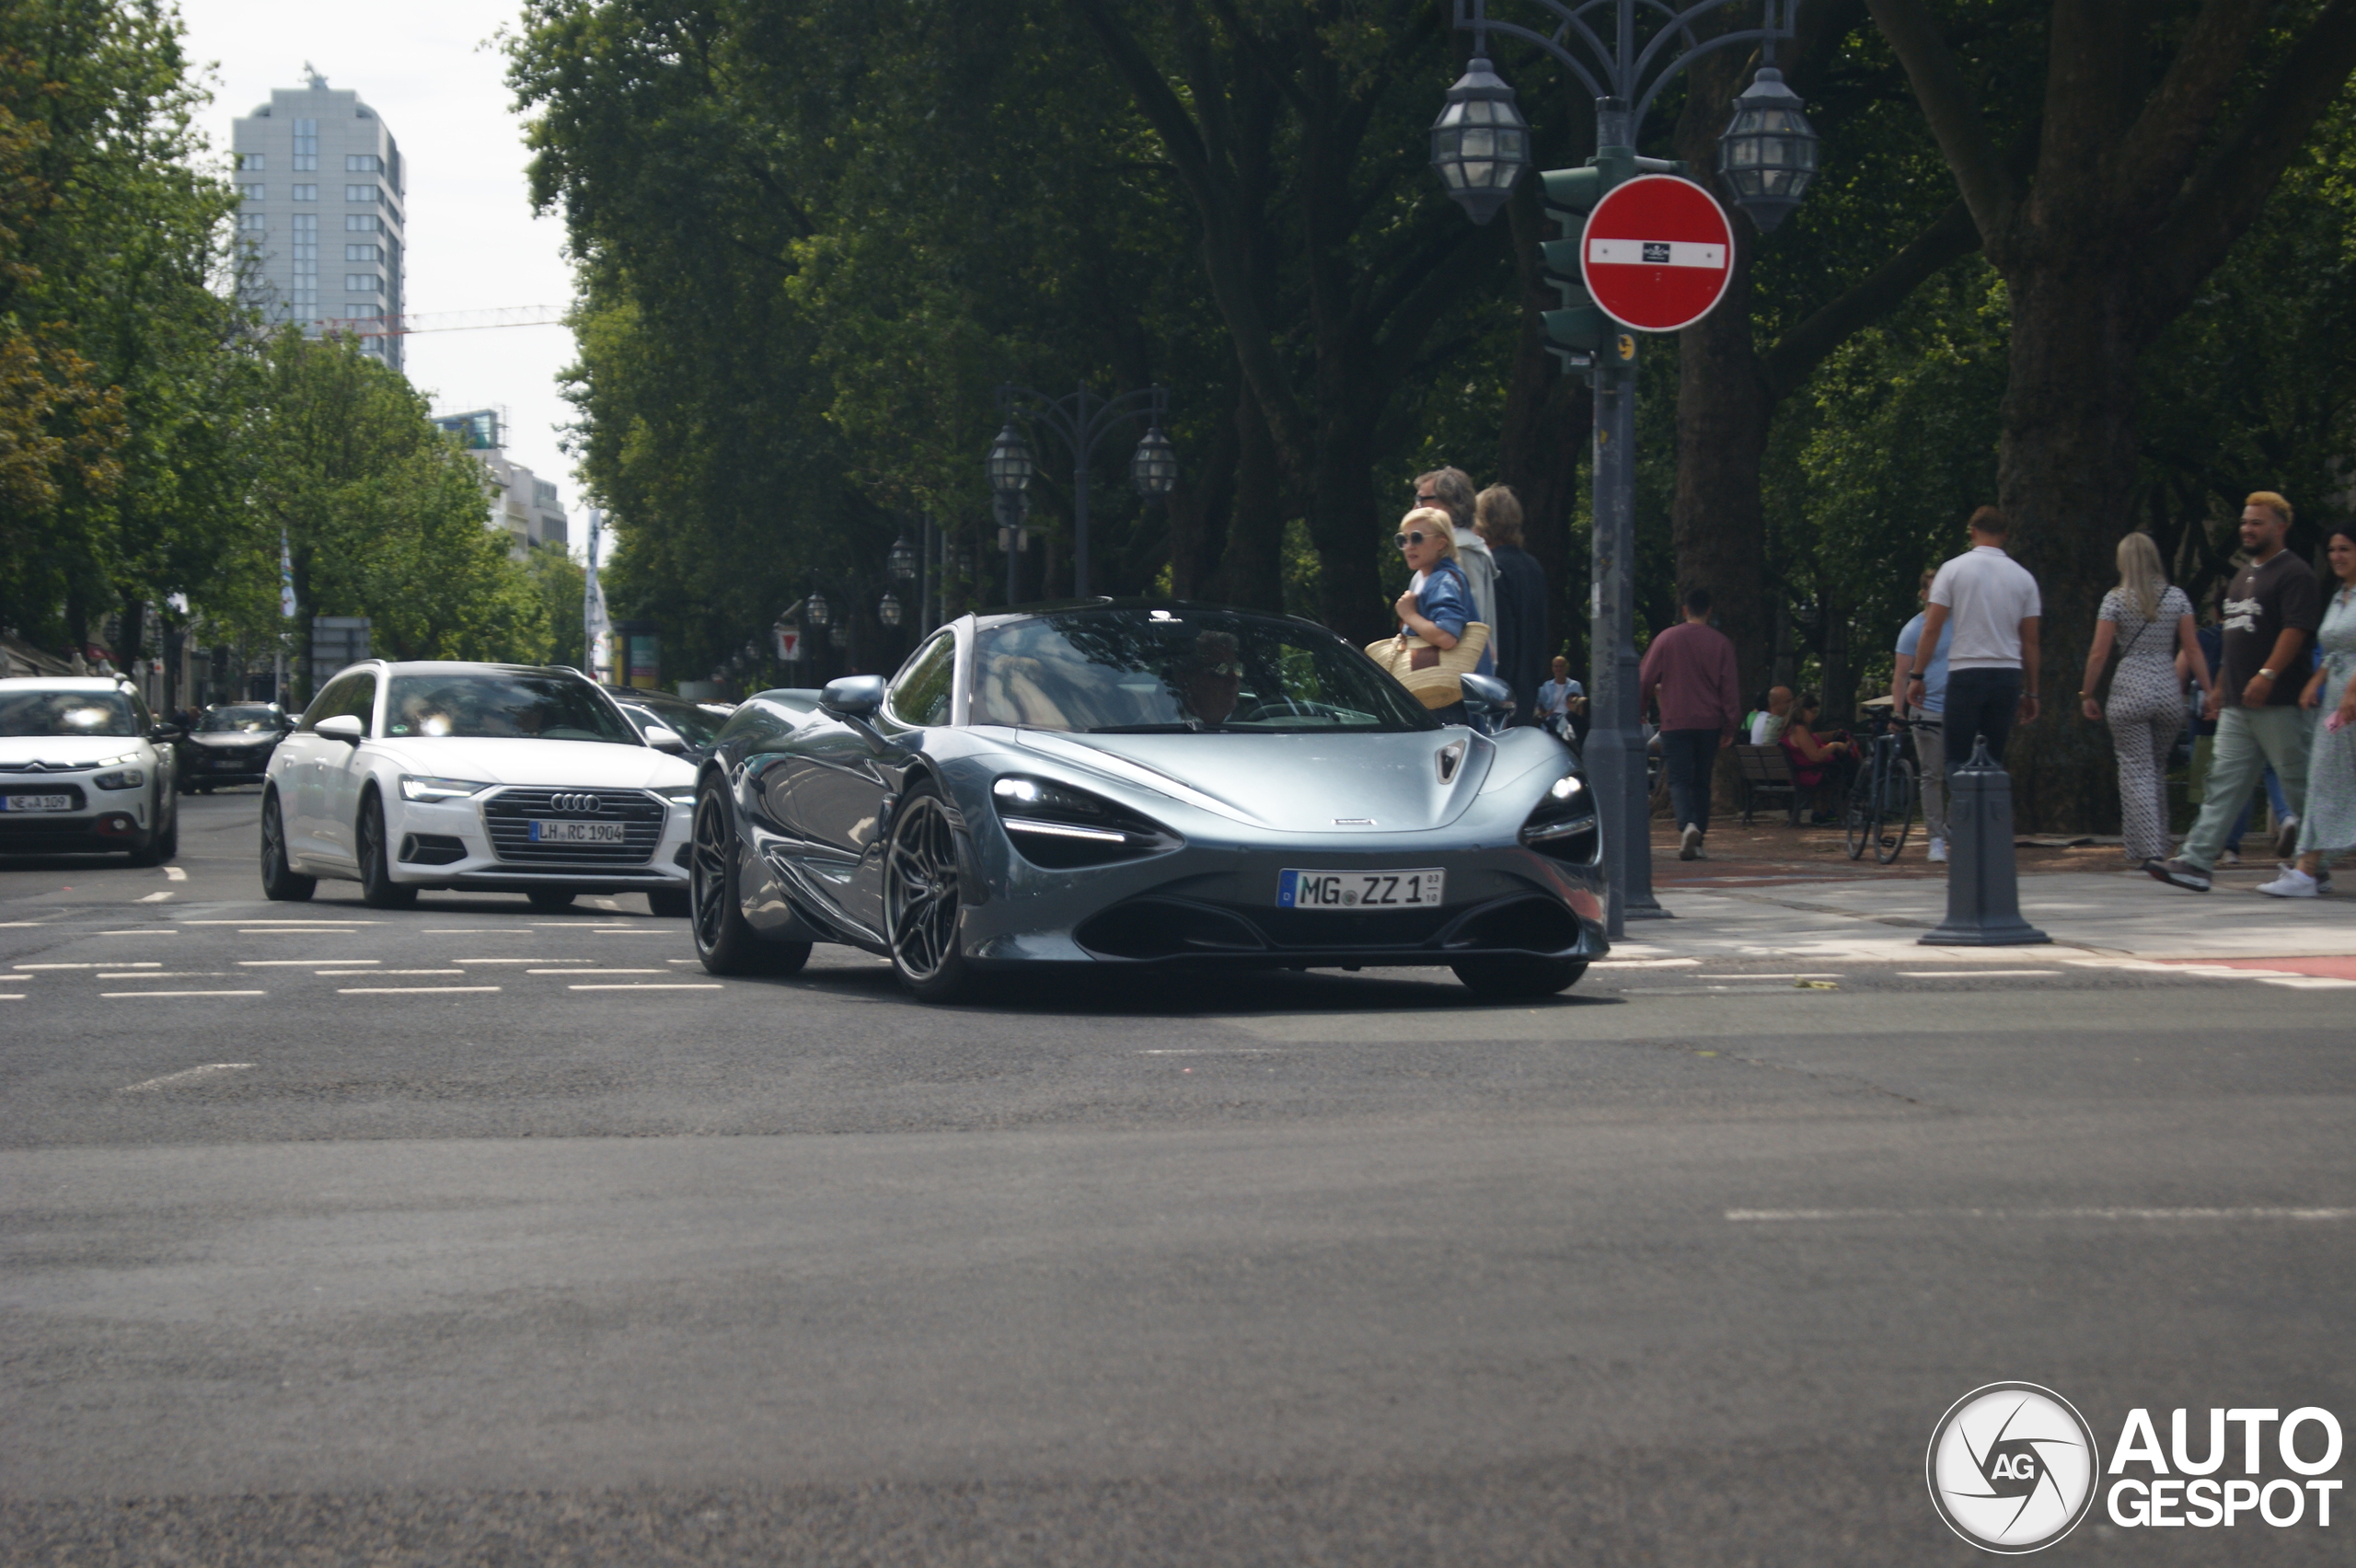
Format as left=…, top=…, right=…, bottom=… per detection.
left=1640, top=587, right=1744, bottom=860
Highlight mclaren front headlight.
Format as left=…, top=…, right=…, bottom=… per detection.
left=990, top=774, right=1181, bottom=869
left=1519, top=769, right=1598, bottom=861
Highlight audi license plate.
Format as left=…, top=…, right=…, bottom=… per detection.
left=528, top=820, right=626, bottom=845
left=1277, top=868, right=1445, bottom=909
left=0, top=794, right=75, bottom=813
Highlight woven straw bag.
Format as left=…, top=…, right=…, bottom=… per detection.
left=1364, top=622, right=1492, bottom=709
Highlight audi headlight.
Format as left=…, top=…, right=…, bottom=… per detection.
left=661, top=789, right=698, bottom=807
left=92, top=768, right=145, bottom=790
left=990, top=774, right=1180, bottom=869
left=398, top=775, right=494, bottom=802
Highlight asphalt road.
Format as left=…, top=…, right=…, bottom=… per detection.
left=2, top=790, right=2349, bottom=1564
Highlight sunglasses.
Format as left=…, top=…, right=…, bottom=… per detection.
left=1395, top=530, right=1433, bottom=548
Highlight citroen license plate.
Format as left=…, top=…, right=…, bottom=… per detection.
left=0, top=794, right=75, bottom=813
left=1277, top=868, right=1445, bottom=909
left=528, top=820, right=625, bottom=844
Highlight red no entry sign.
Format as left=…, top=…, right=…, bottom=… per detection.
left=1580, top=175, right=1735, bottom=334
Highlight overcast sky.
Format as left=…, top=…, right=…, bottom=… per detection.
left=178, top=1, right=589, bottom=551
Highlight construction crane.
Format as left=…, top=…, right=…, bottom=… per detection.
left=317, top=306, right=569, bottom=339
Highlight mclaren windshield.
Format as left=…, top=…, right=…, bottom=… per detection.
left=971, top=607, right=1436, bottom=734
left=383, top=673, right=641, bottom=744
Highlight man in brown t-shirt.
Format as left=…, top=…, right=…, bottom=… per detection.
left=1639, top=587, right=1742, bottom=860
left=2147, top=491, right=2323, bottom=891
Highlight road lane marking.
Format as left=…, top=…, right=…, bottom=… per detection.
left=239, top=959, right=377, bottom=966
left=335, top=985, right=502, bottom=995
left=1897, top=969, right=2062, bottom=978
left=238, top=928, right=363, bottom=935
left=422, top=928, right=540, bottom=934
left=179, top=919, right=374, bottom=926
left=136, top=891, right=175, bottom=903
left=665, top=959, right=700, bottom=965
left=318, top=968, right=462, bottom=976
left=566, top=982, right=722, bottom=990
left=2259, top=976, right=2356, bottom=989
left=98, top=930, right=174, bottom=936
left=120, top=1063, right=254, bottom=1091
left=454, top=957, right=590, bottom=964
left=1590, top=958, right=1700, bottom=969
left=17, top=963, right=161, bottom=970
left=98, top=972, right=228, bottom=979
left=162, top=866, right=187, bottom=882
left=530, top=967, right=664, bottom=974
left=99, top=989, right=266, bottom=998
left=1727, top=1207, right=2356, bottom=1223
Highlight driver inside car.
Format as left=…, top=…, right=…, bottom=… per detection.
left=1171, top=631, right=1244, bottom=728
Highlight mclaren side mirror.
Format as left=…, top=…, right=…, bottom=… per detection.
left=643, top=725, right=688, bottom=754
left=315, top=714, right=365, bottom=744
left=818, top=674, right=887, bottom=721
left=1459, top=673, right=1513, bottom=710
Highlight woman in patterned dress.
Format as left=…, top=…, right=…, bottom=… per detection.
left=2260, top=524, right=2356, bottom=897
left=2080, top=533, right=2210, bottom=865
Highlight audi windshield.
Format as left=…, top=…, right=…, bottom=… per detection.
left=383, top=674, right=641, bottom=744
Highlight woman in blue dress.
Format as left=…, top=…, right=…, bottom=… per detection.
left=1391, top=505, right=1490, bottom=725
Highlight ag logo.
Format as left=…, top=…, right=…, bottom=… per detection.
left=1927, top=1383, right=2100, bottom=1553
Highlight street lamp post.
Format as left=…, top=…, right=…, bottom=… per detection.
left=991, top=383, right=1173, bottom=598
left=1438, top=0, right=1814, bottom=940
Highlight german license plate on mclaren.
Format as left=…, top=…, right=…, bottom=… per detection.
left=1277, top=869, right=1444, bottom=909
left=528, top=820, right=626, bottom=845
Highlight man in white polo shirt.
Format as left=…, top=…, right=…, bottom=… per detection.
left=1908, top=507, right=2042, bottom=770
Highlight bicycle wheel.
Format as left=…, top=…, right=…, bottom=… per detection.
left=1877, top=758, right=1919, bottom=864
left=1842, top=763, right=1877, bottom=860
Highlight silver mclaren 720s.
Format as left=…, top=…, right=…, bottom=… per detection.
left=686, top=601, right=1607, bottom=1000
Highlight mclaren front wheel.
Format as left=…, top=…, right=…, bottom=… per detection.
left=883, top=783, right=974, bottom=1003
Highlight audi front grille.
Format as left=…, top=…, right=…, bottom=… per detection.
left=480, top=787, right=666, bottom=865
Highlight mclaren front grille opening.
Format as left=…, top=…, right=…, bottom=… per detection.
left=1076, top=900, right=1269, bottom=961
left=1444, top=896, right=1581, bottom=956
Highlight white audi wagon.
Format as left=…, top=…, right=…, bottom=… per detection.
left=260, top=662, right=699, bottom=913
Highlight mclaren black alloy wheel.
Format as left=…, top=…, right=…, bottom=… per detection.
left=260, top=790, right=316, bottom=902
left=356, top=791, right=418, bottom=909
left=690, top=780, right=809, bottom=976
left=884, top=783, right=973, bottom=1002
left=1450, top=956, right=1588, bottom=999
left=527, top=889, right=577, bottom=912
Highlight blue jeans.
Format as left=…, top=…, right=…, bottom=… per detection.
left=1661, top=729, right=1719, bottom=835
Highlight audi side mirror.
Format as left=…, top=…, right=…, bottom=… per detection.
left=818, top=674, right=886, bottom=721
left=316, top=715, right=364, bottom=744
left=643, top=725, right=687, bottom=754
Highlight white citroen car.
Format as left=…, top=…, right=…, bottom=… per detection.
left=260, top=661, right=699, bottom=913
left=0, top=676, right=180, bottom=864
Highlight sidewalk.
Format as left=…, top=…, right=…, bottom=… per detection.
left=1618, top=819, right=2356, bottom=964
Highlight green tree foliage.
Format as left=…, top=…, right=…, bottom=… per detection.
left=525, top=540, right=587, bottom=670
left=250, top=330, right=549, bottom=698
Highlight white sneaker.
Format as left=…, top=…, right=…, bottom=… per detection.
left=1679, top=823, right=1703, bottom=861
left=2258, top=867, right=2320, bottom=898
left=1926, top=837, right=1949, bottom=863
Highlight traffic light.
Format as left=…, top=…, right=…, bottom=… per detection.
left=1538, top=166, right=1610, bottom=373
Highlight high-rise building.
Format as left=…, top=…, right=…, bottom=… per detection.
left=231, top=66, right=405, bottom=371
left=430, top=408, right=571, bottom=555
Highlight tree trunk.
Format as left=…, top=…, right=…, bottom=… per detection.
left=1992, top=268, right=2143, bottom=830
left=1301, top=415, right=1386, bottom=642
left=1213, top=385, right=1286, bottom=612
left=1670, top=244, right=1776, bottom=706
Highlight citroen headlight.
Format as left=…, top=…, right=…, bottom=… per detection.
left=92, top=768, right=145, bottom=790
left=398, top=775, right=494, bottom=802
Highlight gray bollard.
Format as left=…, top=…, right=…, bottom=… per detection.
left=1920, top=737, right=2050, bottom=947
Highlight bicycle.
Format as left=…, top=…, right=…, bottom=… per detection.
left=1843, top=705, right=1925, bottom=864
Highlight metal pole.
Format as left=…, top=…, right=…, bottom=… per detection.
left=1071, top=384, right=1092, bottom=597
left=1588, top=98, right=1661, bottom=935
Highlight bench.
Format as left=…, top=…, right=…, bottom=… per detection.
left=1734, top=744, right=1802, bottom=825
